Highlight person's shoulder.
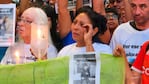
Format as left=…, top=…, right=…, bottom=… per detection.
left=93, top=43, right=112, bottom=54
left=116, top=21, right=131, bottom=31
left=48, top=44, right=57, bottom=49
left=113, top=21, right=134, bottom=35
left=48, top=44, right=57, bottom=52
left=47, top=44, right=58, bottom=58
left=57, top=43, right=76, bottom=57
left=61, top=43, right=76, bottom=50
left=93, top=42, right=110, bottom=47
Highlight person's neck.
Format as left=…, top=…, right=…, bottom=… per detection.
left=23, top=37, right=30, bottom=44
left=76, top=41, right=86, bottom=47
left=135, top=21, right=149, bottom=30
left=109, top=28, right=115, bottom=35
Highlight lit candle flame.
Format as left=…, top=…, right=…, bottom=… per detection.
left=37, top=28, right=42, bottom=39
left=15, top=51, right=19, bottom=58
left=15, top=51, right=20, bottom=64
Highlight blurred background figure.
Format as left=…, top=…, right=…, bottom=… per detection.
left=105, top=7, right=119, bottom=35
left=106, top=0, right=132, bottom=23
left=42, top=5, right=62, bottom=51
left=49, top=0, right=56, bottom=8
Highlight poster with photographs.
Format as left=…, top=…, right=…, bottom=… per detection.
left=55, top=0, right=92, bottom=13
left=68, top=0, right=92, bottom=10
left=0, top=4, right=16, bottom=46
left=69, top=52, right=100, bottom=84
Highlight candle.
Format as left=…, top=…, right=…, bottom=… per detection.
left=37, top=28, right=42, bottom=60
left=37, top=28, right=42, bottom=39
left=15, top=50, right=20, bottom=64
left=31, top=23, right=49, bottom=61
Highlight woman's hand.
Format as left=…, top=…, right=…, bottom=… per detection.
left=83, top=24, right=95, bottom=52
left=83, top=24, right=93, bottom=45
left=30, top=49, right=47, bottom=61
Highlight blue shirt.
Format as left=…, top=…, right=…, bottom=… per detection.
left=62, top=32, right=75, bottom=46
left=0, top=47, right=7, bottom=61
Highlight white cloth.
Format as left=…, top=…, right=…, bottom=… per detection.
left=1, top=43, right=57, bottom=65
left=57, top=42, right=112, bottom=57
left=110, top=21, right=149, bottom=64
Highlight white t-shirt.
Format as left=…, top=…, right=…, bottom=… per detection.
left=1, top=43, right=57, bottom=65
left=110, top=21, right=149, bottom=64
left=57, top=42, right=112, bottom=57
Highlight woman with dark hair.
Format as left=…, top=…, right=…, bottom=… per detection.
left=75, top=6, right=108, bottom=43
left=57, top=6, right=112, bottom=57
left=42, top=5, right=63, bottom=51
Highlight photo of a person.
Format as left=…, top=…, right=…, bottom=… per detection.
left=0, top=16, right=6, bottom=36
left=70, top=53, right=98, bottom=84
left=81, top=62, right=90, bottom=84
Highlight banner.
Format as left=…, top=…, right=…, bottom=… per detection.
left=0, top=53, right=125, bottom=84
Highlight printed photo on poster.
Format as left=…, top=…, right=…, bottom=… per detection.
left=68, top=0, right=92, bottom=10
left=69, top=52, right=100, bottom=84
left=55, top=0, right=92, bottom=13
left=0, top=4, right=16, bottom=46
left=83, top=0, right=92, bottom=7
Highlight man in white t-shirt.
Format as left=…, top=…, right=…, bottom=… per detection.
left=111, top=0, right=149, bottom=83
left=110, top=0, right=149, bottom=65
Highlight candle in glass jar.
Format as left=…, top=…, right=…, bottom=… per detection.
left=31, top=23, right=49, bottom=61
left=15, top=50, right=20, bottom=64
left=37, top=28, right=42, bottom=39
left=37, top=28, right=43, bottom=60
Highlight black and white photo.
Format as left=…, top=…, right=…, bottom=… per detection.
left=69, top=52, right=100, bottom=84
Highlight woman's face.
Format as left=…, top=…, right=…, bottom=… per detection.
left=71, top=13, right=92, bottom=42
left=17, top=11, right=33, bottom=39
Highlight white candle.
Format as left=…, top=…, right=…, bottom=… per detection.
left=15, top=50, right=20, bottom=64
left=31, top=23, right=49, bottom=61
left=37, top=28, right=42, bottom=39
left=37, top=28, right=42, bottom=60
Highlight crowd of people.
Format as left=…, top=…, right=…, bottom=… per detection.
left=0, top=0, right=149, bottom=83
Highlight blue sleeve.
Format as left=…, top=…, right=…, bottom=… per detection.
left=0, top=47, right=7, bottom=61
left=62, top=32, right=75, bottom=46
